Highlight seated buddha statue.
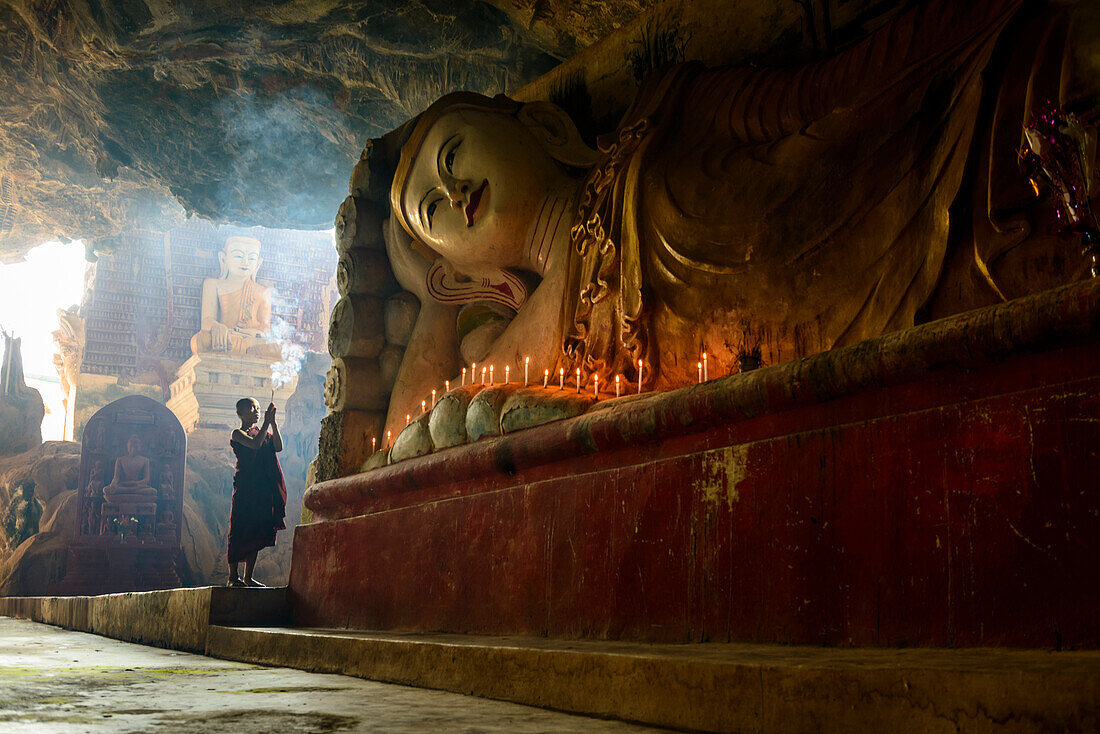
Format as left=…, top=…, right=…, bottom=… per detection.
left=190, top=236, right=280, bottom=359
left=380, top=0, right=1097, bottom=438
left=102, top=435, right=158, bottom=505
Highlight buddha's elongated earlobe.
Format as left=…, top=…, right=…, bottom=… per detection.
left=425, top=260, right=529, bottom=312
left=518, top=102, right=603, bottom=169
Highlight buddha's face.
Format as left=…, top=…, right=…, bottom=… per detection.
left=126, top=437, right=141, bottom=455
left=400, top=108, right=569, bottom=274
left=220, top=238, right=262, bottom=280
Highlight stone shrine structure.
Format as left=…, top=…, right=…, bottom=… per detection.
left=167, top=235, right=298, bottom=433
left=69, top=218, right=334, bottom=438
left=54, top=395, right=184, bottom=595
left=293, top=0, right=1100, bottom=652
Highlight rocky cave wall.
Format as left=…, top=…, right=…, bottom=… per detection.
left=0, top=0, right=660, bottom=263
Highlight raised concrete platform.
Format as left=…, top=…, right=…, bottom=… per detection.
left=296, top=280, right=1100, bottom=647
left=3, top=588, right=1097, bottom=732
left=208, top=626, right=1100, bottom=732
left=0, top=586, right=288, bottom=653
left=1, top=617, right=658, bottom=732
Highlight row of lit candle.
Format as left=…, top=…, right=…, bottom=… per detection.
left=374, top=352, right=715, bottom=454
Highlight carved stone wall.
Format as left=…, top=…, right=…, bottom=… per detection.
left=314, top=142, right=410, bottom=482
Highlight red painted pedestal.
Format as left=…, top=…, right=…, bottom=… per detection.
left=293, top=282, right=1100, bottom=648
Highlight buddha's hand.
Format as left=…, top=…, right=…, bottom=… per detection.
left=385, top=213, right=433, bottom=302
left=210, top=321, right=231, bottom=351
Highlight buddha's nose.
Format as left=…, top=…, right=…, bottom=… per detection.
left=445, top=178, right=470, bottom=208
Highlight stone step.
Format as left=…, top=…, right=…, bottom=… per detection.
left=0, top=586, right=289, bottom=653
left=205, top=625, right=1100, bottom=733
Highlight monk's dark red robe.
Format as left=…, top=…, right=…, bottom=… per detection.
left=227, top=428, right=287, bottom=563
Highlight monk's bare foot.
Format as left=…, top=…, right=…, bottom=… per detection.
left=244, top=578, right=265, bottom=588
left=227, top=578, right=245, bottom=588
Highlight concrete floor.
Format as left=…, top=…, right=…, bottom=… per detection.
left=0, top=617, right=663, bottom=733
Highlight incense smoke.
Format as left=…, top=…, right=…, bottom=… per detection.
left=268, top=318, right=307, bottom=391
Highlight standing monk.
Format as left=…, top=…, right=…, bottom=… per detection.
left=227, top=397, right=286, bottom=587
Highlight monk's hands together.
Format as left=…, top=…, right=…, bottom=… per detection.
left=264, top=403, right=277, bottom=425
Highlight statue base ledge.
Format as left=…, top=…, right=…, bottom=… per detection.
left=292, top=280, right=1100, bottom=647
left=167, top=352, right=296, bottom=433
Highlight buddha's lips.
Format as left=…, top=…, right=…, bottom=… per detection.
left=465, top=180, right=487, bottom=227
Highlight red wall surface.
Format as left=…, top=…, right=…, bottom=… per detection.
left=292, top=283, right=1100, bottom=648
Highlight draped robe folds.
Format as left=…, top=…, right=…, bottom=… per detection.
left=227, top=428, right=287, bottom=564
left=562, top=0, right=1039, bottom=387
left=191, top=277, right=278, bottom=357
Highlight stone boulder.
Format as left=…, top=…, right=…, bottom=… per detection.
left=0, top=442, right=81, bottom=595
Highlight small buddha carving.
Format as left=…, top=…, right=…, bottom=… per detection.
left=190, top=236, right=280, bottom=358
left=156, top=509, right=177, bottom=539
left=158, top=467, right=175, bottom=502
left=83, top=461, right=106, bottom=535
left=102, top=435, right=158, bottom=505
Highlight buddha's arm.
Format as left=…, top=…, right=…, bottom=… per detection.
left=198, top=280, right=221, bottom=331
left=385, top=300, right=461, bottom=439
left=108, top=459, right=123, bottom=488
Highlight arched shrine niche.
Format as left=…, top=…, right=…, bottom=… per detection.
left=78, top=395, right=184, bottom=545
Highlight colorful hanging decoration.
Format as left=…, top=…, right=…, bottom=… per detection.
left=1019, top=105, right=1099, bottom=277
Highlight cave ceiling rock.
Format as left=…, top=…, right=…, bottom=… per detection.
left=0, top=0, right=656, bottom=263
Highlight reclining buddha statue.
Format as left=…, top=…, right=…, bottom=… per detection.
left=380, top=0, right=1098, bottom=437
left=190, top=235, right=280, bottom=359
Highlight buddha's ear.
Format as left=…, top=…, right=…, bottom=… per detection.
left=217, top=250, right=228, bottom=278
left=518, top=101, right=602, bottom=169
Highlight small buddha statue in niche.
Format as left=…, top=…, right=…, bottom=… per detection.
left=82, top=461, right=106, bottom=535
left=190, top=236, right=280, bottom=358
left=381, top=0, right=1097, bottom=437
left=102, top=435, right=157, bottom=505
left=158, top=467, right=175, bottom=502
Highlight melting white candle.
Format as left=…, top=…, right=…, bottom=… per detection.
left=372, top=436, right=376, bottom=453
left=524, top=356, right=529, bottom=386
left=703, top=351, right=708, bottom=381
left=575, top=367, right=581, bottom=393
left=638, top=359, right=643, bottom=394
left=543, top=369, right=549, bottom=388
left=505, top=365, right=510, bottom=384
left=461, top=368, right=466, bottom=386
left=445, top=380, right=450, bottom=393
left=615, top=374, right=621, bottom=397
left=489, top=365, right=495, bottom=386
left=559, top=367, right=564, bottom=390
left=431, top=389, right=436, bottom=406
left=421, top=399, right=426, bottom=414
left=593, top=373, right=599, bottom=397
left=481, top=366, right=486, bottom=384
left=698, top=362, right=702, bottom=383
